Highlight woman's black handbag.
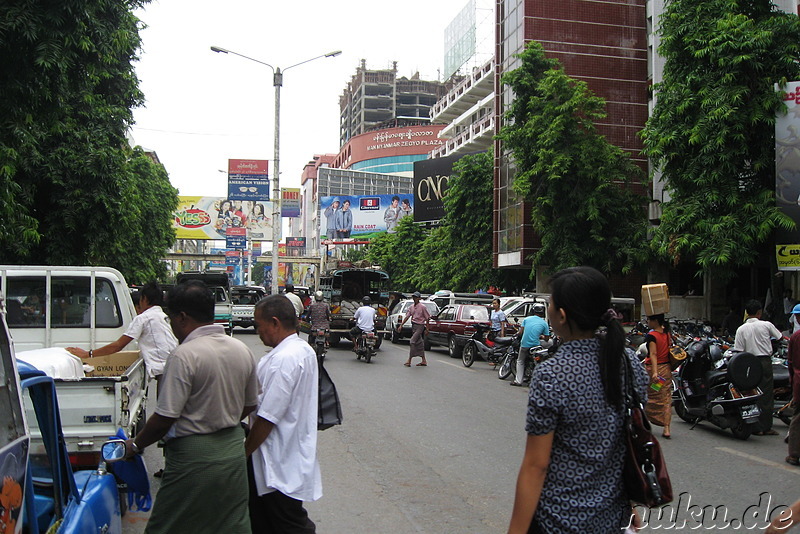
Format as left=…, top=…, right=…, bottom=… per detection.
left=622, top=356, right=673, bottom=507
left=318, top=357, right=343, bottom=430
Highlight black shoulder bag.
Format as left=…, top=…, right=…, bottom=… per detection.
left=621, top=354, right=673, bottom=507
left=318, top=356, right=343, bottom=431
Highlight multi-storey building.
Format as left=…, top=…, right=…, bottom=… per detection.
left=493, top=0, right=650, bottom=276
left=431, top=0, right=495, bottom=158
left=339, top=60, right=448, bottom=147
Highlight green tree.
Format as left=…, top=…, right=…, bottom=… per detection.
left=414, top=151, right=510, bottom=291
left=497, top=41, right=649, bottom=275
left=0, top=0, right=177, bottom=283
left=641, top=0, right=800, bottom=278
left=365, top=217, right=425, bottom=292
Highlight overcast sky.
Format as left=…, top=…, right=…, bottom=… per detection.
left=131, top=0, right=469, bottom=198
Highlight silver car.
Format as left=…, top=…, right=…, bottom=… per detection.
left=386, top=299, right=439, bottom=343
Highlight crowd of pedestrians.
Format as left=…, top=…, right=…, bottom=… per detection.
left=101, top=273, right=800, bottom=533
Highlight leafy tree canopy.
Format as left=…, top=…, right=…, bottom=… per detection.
left=0, top=0, right=178, bottom=284
left=497, top=41, right=649, bottom=275
left=641, top=0, right=800, bottom=278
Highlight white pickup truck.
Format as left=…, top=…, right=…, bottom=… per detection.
left=0, top=265, right=148, bottom=469
left=230, top=285, right=267, bottom=329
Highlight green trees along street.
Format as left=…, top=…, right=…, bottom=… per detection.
left=0, top=0, right=177, bottom=284
left=497, top=41, right=649, bottom=276
left=642, top=0, right=800, bottom=280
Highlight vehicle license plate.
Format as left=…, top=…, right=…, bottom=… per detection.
left=740, top=405, right=760, bottom=418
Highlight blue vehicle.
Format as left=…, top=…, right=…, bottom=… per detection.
left=0, top=303, right=122, bottom=533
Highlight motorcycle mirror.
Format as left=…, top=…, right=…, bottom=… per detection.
left=101, top=439, right=127, bottom=463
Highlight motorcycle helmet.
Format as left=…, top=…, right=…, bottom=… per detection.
left=362, top=296, right=371, bottom=305
left=708, top=343, right=723, bottom=362
left=532, top=302, right=546, bottom=316
left=686, top=340, right=708, bottom=361
left=315, top=291, right=324, bottom=301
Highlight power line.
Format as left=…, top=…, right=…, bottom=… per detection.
left=131, top=126, right=265, bottom=137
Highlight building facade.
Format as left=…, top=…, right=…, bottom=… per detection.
left=493, top=0, right=649, bottom=269
left=339, top=60, right=448, bottom=147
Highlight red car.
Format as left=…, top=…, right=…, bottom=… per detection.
left=424, top=303, right=491, bottom=357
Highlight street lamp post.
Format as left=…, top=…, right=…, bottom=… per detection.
left=210, top=46, right=341, bottom=295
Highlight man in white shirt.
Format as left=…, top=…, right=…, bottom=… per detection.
left=734, top=299, right=783, bottom=436
left=284, top=283, right=304, bottom=317
left=67, top=282, right=177, bottom=390
left=246, top=295, right=321, bottom=533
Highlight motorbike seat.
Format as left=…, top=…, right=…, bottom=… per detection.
left=704, top=370, right=728, bottom=388
left=493, top=336, right=515, bottom=346
left=773, top=364, right=790, bottom=387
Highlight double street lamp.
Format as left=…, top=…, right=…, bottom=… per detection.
left=210, top=45, right=342, bottom=295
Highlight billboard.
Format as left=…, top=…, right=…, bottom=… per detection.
left=413, top=154, right=461, bottom=223
left=286, top=237, right=306, bottom=256
left=281, top=188, right=301, bottom=218
left=320, top=194, right=414, bottom=238
left=227, top=159, right=270, bottom=201
left=173, top=196, right=274, bottom=240
left=776, top=81, right=800, bottom=270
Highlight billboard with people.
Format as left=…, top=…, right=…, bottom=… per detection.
left=320, top=194, right=414, bottom=239
left=173, top=196, right=274, bottom=240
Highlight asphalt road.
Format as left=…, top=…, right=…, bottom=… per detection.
left=122, top=330, right=799, bottom=533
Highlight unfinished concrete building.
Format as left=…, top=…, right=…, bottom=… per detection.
left=339, top=60, right=447, bottom=147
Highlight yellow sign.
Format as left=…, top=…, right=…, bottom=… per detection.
left=776, top=244, right=800, bottom=270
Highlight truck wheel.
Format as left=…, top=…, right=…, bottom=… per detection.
left=374, top=336, right=382, bottom=349
left=330, top=334, right=340, bottom=347
left=424, top=338, right=431, bottom=351
left=391, top=329, right=399, bottom=344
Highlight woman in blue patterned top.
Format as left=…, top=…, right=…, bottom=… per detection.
left=507, top=266, right=649, bottom=534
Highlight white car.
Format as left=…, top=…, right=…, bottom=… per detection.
left=385, top=299, right=439, bottom=343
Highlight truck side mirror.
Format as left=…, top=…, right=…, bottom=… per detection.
left=101, top=439, right=127, bottom=463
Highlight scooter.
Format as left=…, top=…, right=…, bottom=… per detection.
left=461, top=324, right=518, bottom=368
left=354, top=330, right=378, bottom=363
left=498, top=344, right=551, bottom=382
left=673, top=340, right=763, bottom=440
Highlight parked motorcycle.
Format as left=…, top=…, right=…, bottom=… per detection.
left=461, top=324, right=517, bottom=368
left=354, top=330, right=378, bottom=363
left=673, top=340, right=763, bottom=440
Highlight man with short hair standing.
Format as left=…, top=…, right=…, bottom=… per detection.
left=246, top=295, right=321, bottom=533
left=785, top=304, right=800, bottom=466
left=67, top=281, right=177, bottom=393
left=124, top=281, right=259, bottom=534
left=734, top=299, right=783, bottom=436
left=398, top=292, right=430, bottom=367
left=284, top=283, right=304, bottom=318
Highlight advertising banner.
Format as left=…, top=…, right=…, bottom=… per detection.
left=319, top=194, right=414, bottom=238
left=286, top=237, right=306, bottom=256
left=173, top=196, right=274, bottom=240
left=227, top=159, right=270, bottom=201
left=226, top=227, right=247, bottom=249
left=776, top=81, right=800, bottom=269
left=413, top=154, right=462, bottom=223
left=282, top=188, right=301, bottom=218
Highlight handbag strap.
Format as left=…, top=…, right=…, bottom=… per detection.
left=622, top=350, right=646, bottom=411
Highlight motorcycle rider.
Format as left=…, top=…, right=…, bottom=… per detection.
left=510, top=302, right=551, bottom=386
left=307, top=291, right=331, bottom=346
left=351, top=296, right=377, bottom=351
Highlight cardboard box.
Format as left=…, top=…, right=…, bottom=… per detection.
left=84, top=350, right=140, bottom=377
left=642, top=284, right=670, bottom=316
